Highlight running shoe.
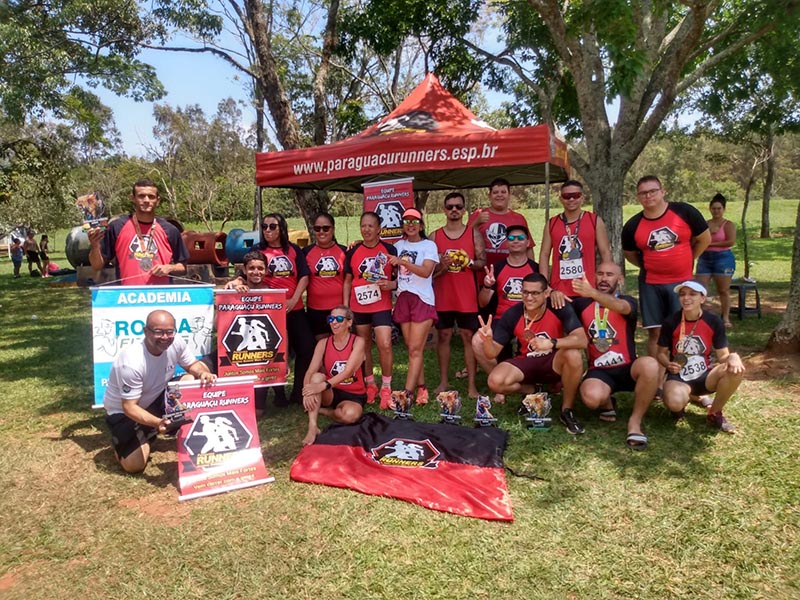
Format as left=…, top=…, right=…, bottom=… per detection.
left=366, top=383, right=378, bottom=404
left=559, top=409, right=585, bottom=435
left=415, top=387, right=429, bottom=405
left=707, top=410, right=735, bottom=434
left=379, top=386, right=392, bottom=410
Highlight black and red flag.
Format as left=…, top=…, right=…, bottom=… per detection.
left=290, top=413, right=513, bottom=521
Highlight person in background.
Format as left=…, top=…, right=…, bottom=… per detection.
left=39, top=234, right=50, bottom=277
left=10, top=237, right=23, bottom=278
left=343, top=211, right=397, bottom=408
left=303, top=212, right=348, bottom=340
left=390, top=208, right=439, bottom=406
left=23, top=231, right=43, bottom=276
left=695, top=193, right=736, bottom=329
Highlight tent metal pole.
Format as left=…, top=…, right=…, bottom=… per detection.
left=544, top=162, right=551, bottom=223
left=254, top=186, right=263, bottom=230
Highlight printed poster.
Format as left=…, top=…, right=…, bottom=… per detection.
left=91, top=284, right=215, bottom=408
left=174, top=376, right=274, bottom=501
left=215, top=289, right=288, bottom=387
left=362, top=177, right=414, bottom=241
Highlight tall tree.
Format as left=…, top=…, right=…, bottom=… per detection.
left=767, top=199, right=800, bottom=353
left=0, top=0, right=164, bottom=130
left=349, top=0, right=800, bottom=262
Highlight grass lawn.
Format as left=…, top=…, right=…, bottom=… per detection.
left=0, top=199, right=798, bottom=599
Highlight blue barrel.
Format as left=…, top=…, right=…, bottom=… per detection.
left=224, top=229, right=261, bottom=264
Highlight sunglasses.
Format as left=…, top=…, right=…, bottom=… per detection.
left=262, top=223, right=279, bottom=230
left=313, top=225, right=332, bottom=233
left=327, top=315, right=346, bottom=323
left=561, top=192, right=582, bottom=200
left=445, top=204, right=464, bottom=210
left=506, top=233, right=527, bottom=241
left=403, top=219, right=421, bottom=225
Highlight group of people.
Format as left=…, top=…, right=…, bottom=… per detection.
left=98, top=176, right=746, bottom=473
left=10, top=232, right=49, bottom=278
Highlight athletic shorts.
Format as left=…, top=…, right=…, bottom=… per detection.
left=639, top=280, right=682, bottom=328
left=584, top=364, right=635, bottom=393
left=666, top=371, right=711, bottom=396
left=331, top=388, right=367, bottom=408
left=26, top=251, right=39, bottom=264
left=504, top=352, right=560, bottom=386
left=307, top=308, right=333, bottom=338
left=393, top=291, right=438, bottom=325
left=353, top=309, right=393, bottom=328
left=696, top=250, right=735, bottom=277
left=105, top=400, right=166, bottom=459
left=435, top=311, right=479, bottom=331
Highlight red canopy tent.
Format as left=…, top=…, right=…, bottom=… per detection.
left=254, top=74, right=569, bottom=192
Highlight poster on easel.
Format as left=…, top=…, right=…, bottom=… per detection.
left=362, top=177, right=415, bottom=242
left=214, top=289, right=287, bottom=387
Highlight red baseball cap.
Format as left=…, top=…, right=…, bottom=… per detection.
left=402, top=207, right=423, bottom=220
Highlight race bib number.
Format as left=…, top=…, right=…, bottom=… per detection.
left=680, top=355, right=707, bottom=381
left=560, top=258, right=584, bottom=280
left=354, top=283, right=381, bottom=306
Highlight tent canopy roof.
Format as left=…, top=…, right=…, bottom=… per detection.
left=255, top=74, right=569, bottom=192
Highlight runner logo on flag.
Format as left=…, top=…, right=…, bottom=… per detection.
left=221, top=314, right=282, bottom=367
left=371, top=437, right=441, bottom=469
left=183, top=410, right=253, bottom=468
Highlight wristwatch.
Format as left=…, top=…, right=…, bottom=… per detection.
left=551, top=338, right=558, bottom=350
left=325, top=381, right=332, bottom=390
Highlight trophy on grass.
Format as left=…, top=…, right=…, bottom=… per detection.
left=437, top=390, right=462, bottom=425
left=76, top=191, right=108, bottom=230
left=473, top=395, right=497, bottom=427
left=163, top=382, right=193, bottom=435
left=389, top=390, right=414, bottom=420
left=519, top=391, right=552, bottom=430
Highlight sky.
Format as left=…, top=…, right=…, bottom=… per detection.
left=97, top=47, right=255, bottom=157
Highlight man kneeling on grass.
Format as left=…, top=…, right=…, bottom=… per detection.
left=302, top=306, right=367, bottom=445
left=103, top=310, right=217, bottom=473
left=658, top=281, right=745, bottom=433
left=476, top=273, right=588, bottom=434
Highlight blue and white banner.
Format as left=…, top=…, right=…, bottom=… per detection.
left=91, top=285, right=215, bottom=408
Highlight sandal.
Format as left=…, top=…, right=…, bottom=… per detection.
left=626, top=432, right=648, bottom=451
left=599, top=396, right=617, bottom=422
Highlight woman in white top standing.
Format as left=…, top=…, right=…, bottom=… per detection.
left=390, top=207, right=440, bottom=405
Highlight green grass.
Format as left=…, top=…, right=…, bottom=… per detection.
left=0, top=199, right=798, bottom=599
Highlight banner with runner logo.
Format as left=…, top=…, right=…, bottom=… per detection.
left=362, top=177, right=414, bottom=241
left=174, top=376, right=274, bottom=501
left=90, top=284, right=215, bottom=408
left=290, top=413, right=513, bottom=521
left=214, top=289, right=287, bottom=387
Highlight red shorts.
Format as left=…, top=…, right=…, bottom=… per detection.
left=505, top=352, right=560, bottom=386
left=393, top=291, right=438, bottom=324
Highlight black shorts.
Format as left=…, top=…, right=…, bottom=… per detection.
left=26, top=251, right=39, bottom=264
left=435, top=311, right=480, bottom=331
left=584, top=364, right=635, bottom=393
left=105, top=400, right=165, bottom=459
left=666, top=371, right=710, bottom=396
left=307, top=308, right=333, bottom=338
left=353, top=309, right=393, bottom=328
left=331, top=388, right=367, bottom=408
left=504, top=352, right=560, bottom=386
left=639, top=279, right=682, bottom=328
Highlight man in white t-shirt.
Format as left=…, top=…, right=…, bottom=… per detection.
left=103, top=309, right=216, bottom=473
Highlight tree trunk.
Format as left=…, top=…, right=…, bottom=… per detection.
left=295, top=189, right=328, bottom=230
left=760, top=127, right=775, bottom=239
left=767, top=200, right=800, bottom=353
left=741, top=176, right=753, bottom=280
left=581, top=169, right=626, bottom=266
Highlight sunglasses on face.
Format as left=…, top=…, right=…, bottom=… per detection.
left=445, top=204, right=464, bottom=210
left=506, top=233, right=527, bottom=241
left=262, top=223, right=279, bottom=230
left=561, top=192, right=582, bottom=200
left=403, top=219, right=421, bottom=225
left=327, top=315, right=346, bottom=323
left=313, top=225, right=332, bottom=233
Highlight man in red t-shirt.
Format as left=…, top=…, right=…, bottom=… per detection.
left=88, top=179, right=189, bottom=285
left=430, top=192, right=486, bottom=399
left=622, top=175, right=710, bottom=359
left=539, top=180, right=611, bottom=297
left=468, top=177, right=534, bottom=266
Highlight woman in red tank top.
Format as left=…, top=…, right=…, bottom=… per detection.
left=301, top=305, right=366, bottom=445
